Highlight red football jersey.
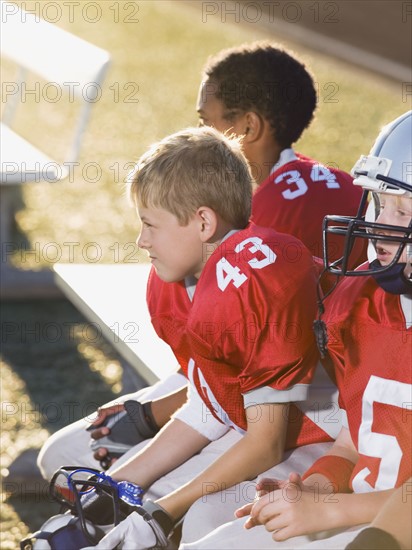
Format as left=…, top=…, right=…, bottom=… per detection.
left=146, top=268, right=193, bottom=373
left=251, top=151, right=366, bottom=265
left=323, top=270, right=412, bottom=491
left=185, top=224, right=334, bottom=449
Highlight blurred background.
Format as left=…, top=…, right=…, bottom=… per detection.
left=1, top=0, right=410, bottom=546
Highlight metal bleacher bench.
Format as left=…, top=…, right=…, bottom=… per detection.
left=0, top=3, right=173, bottom=383
left=54, top=262, right=340, bottom=431
left=53, top=262, right=178, bottom=385
left=0, top=2, right=110, bottom=297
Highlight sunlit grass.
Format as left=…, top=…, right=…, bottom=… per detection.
left=6, top=1, right=404, bottom=268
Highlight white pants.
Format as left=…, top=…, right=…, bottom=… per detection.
left=180, top=442, right=334, bottom=548
left=37, top=372, right=188, bottom=480
left=180, top=522, right=366, bottom=549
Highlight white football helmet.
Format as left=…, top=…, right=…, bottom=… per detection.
left=20, top=466, right=134, bottom=550
left=20, top=513, right=103, bottom=550
left=323, top=110, right=412, bottom=286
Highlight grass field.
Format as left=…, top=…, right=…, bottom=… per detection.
left=0, top=0, right=407, bottom=546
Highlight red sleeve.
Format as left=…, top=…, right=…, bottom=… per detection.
left=146, top=267, right=192, bottom=374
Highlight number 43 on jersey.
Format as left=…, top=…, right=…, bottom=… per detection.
left=216, top=236, right=276, bottom=291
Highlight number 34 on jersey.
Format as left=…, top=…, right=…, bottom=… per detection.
left=275, top=164, right=340, bottom=200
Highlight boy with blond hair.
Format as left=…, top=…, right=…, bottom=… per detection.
left=70, top=125, right=335, bottom=549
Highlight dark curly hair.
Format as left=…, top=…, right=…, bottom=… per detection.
left=202, top=42, right=317, bottom=148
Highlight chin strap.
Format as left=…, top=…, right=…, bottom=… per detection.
left=313, top=269, right=340, bottom=358
left=370, top=259, right=412, bottom=295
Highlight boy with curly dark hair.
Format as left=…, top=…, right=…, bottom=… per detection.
left=198, top=42, right=364, bottom=263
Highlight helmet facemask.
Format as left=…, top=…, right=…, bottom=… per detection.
left=323, top=189, right=412, bottom=281
left=322, top=111, right=412, bottom=291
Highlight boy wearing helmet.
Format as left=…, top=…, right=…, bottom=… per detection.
left=179, top=112, right=411, bottom=550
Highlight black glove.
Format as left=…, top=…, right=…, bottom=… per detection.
left=90, top=400, right=159, bottom=468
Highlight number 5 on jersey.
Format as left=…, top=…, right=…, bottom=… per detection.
left=216, top=236, right=277, bottom=291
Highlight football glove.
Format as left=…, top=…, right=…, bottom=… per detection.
left=94, top=501, right=174, bottom=549
left=89, top=400, right=159, bottom=469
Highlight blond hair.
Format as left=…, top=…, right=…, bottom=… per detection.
left=128, top=127, right=253, bottom=227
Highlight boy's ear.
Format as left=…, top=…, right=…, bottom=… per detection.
left=196, top=206, right=218, bottom=241
left=243, top=111, right=264, bottom=143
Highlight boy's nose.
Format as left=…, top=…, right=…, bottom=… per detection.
left=375, top=210, right=390, bottom=226
left=137, top=231, right=149, bottom=250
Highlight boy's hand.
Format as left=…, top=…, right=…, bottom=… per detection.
left=87, top=401, right=159, bottom=470
left=256, top=477, right=288, bottom=495
left=87, top=404, right=126, bottom=468
left=246, top=472, right=332, bottom=541
left=88, top=404, right=125, bottom=439
left=88, top=404, right=126, bottom=446
left=90, top=404, right=126, bottom=429
left=235, top=477, right=286, bottom=520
